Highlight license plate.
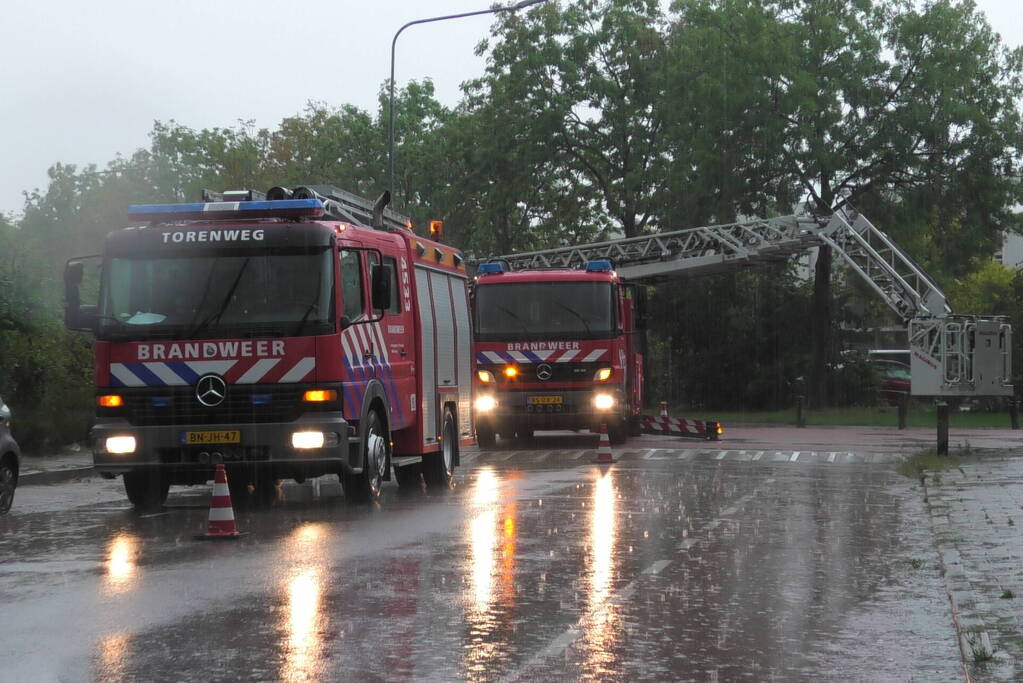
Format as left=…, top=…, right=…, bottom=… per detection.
left=182, top=430, right=241, bottom=445
left=528, top=395, right=563, bottom=405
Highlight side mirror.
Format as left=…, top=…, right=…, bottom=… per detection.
left=63, top=260, right=96, bottom=332
left=371, top=264, right=392, bottom=312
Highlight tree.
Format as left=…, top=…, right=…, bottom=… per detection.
left=479, top=0, right=670, bottom=240
left=672, top=0, right=1023, bottom=405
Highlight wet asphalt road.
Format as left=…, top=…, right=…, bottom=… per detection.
left=1, top=431, right=965, bottom=681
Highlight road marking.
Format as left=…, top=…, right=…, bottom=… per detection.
left=827, top=451, right=837, bottom=463
left=678, top=538, right=699, bottom=550
left=642, top=449, right=659, bottom=459
left=714, top=451, right=728, bottom=460
left=568, top=450, right=589, bottom=460
left=678, top=449, right=693, bottom=460
left=643, top=560, right=672, bottom=575
left=752, top=451, right=764, bottom=461
left=789, top=451, right=800, bottom=462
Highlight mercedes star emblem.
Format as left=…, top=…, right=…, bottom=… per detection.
left=536, top=363, right=553, bottom=381
left=196, top=374, right=227, bottom=407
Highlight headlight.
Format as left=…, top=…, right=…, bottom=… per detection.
left=475, top=396, right=497, bottom=412
left=106, top=436, right=137, bottom=454
left=292, top=431, right=325, bottom=449
left=594, top=367, right=612, bottom=381
left=593, top=393, right=615, bottom=410
left=477, top=370, right=495, bottom=383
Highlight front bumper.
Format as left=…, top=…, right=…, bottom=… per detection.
left=90, top=412, right=352, bottom=476
left=475, top=387, right=624, bottom=431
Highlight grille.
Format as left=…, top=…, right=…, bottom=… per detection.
left=102, top=383, right=339, bottom=427
left=480, top=362, right=603, bottom=384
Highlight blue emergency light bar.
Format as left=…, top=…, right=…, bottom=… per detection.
left=585, top=259, right=613, bottom=272
left=477, top=262, right=506, bottom=275
left=127, top=199, right=325, bottom=222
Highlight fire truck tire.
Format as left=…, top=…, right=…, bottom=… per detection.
left=253, top=475, right=281, bottom=507
left=476, top=423, right=496, bottom=448
left=516, top=428, right=533, bottom=440
left=608, top=422, right=627, bottom=445
left=123, top=470, right=170, bottom=510
left=423, top=408, right=456, bottom=489
left=342, top=410, right=387, bottom=502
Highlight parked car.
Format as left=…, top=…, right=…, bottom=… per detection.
left=874, top=360, right=911, bottom=406
left=0, top=396, right=19, bottom=514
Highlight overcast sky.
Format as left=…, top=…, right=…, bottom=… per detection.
left=2, top=0, right=1020, bottom=217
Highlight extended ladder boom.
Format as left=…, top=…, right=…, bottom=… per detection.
left=493, top=207, right=1010, bottom=397
left=498, top=208, right=949, bottom=322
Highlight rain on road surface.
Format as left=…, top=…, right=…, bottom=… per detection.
left=1, top=430, right=963, bottom=681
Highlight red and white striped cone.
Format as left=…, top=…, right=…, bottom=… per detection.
left=594, top=423, right=615, bottom=464
left=196, top=464, right=242, bottom=540
left=659, top=401, right=671, bottom=433
left=660, top=401, right=669, bottom=419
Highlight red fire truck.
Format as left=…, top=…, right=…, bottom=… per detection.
left=471, top=260, right=644, bottom=445
left=64, top=185, right=473, bottom=510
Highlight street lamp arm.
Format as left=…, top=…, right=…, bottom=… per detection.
left=387, top=0, right=550, bottom=202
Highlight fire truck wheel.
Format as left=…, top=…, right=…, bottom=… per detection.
left=342, top=410, right=387, bottom=502
left=123, top=470, right=170, bottom=511
left=608, top=422, right=627, bottom=445
left=423, top=408, right=456, bottom=489
left=515, top=428, right=533, bottom=440
left=476, top=423, right=496, bottom=448
left=252, top=475, right=281, bottom=507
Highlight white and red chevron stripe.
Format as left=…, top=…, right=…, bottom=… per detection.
left=341, top=320, right=391, bottom=369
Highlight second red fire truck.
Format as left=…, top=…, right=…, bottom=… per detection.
left=65, top=185, right=473, bottom=509
left=471, top=260, right=644, bottom=445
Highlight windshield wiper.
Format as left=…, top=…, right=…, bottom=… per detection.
left=554, top=301, right=593, bottom=336
left=188, top=258, right=250, bottom=339
left=494, top=304, right=530, bottom=334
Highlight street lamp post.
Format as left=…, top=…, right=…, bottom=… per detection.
left=387, top=0, right=548, bottom=203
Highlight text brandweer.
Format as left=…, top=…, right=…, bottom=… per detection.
left=137, top=341, right=286, bottom=360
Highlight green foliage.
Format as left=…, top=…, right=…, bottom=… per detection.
left=3, top=0, right=1023, bottom=449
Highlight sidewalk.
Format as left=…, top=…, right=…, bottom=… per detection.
left=18, top=447, right=94, bottom=485
left=923, top=450, right=1023, bottom=680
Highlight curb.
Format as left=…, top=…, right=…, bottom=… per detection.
left=18, top=466, right=96, bottom=486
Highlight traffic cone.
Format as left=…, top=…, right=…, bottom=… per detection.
left=594, top=423, right=615, bottom=464
left=660, top=401, right=669, bottom=419
left=196, top=464, right=243, bottom=540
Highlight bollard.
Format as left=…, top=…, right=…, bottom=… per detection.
left=936, top=401, right=949, bottom=456
left=795, top=395, right=806, bottom=428
left=897, top=393, right=908, bottom=430
left=1011, top=398, right=1020, bottom=430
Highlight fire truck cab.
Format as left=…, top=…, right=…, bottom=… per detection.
left=472, top=260, right=644, bottom=445
left=65, top=185, right=473, bottom=509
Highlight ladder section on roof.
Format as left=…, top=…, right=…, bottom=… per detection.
left=300, top=184, right=411, bottom=232
left=499, top=215, right=824, bottom=281
left=817, top=208, right=951, bottom=321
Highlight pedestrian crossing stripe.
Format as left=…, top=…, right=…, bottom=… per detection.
left=471, top=449, right=905, bottom=464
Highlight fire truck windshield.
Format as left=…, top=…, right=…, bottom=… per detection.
left=474, top=282, right=615, bottom=341
left=96, top=248, right=334, bottom=340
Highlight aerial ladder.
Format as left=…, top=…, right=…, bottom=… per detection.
left=495, top=206, right=1012, bottom=399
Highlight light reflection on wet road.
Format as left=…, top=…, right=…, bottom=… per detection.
left=0, top=441, right=963, bottom=681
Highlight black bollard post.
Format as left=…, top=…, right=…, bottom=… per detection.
left=796, top=395, right=806, bottom=428
left=936, top=401, right=949, bottom=456
left=897, top=393, right=908, bottom=430
left=1011, top=398, right=1019, bottom=430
